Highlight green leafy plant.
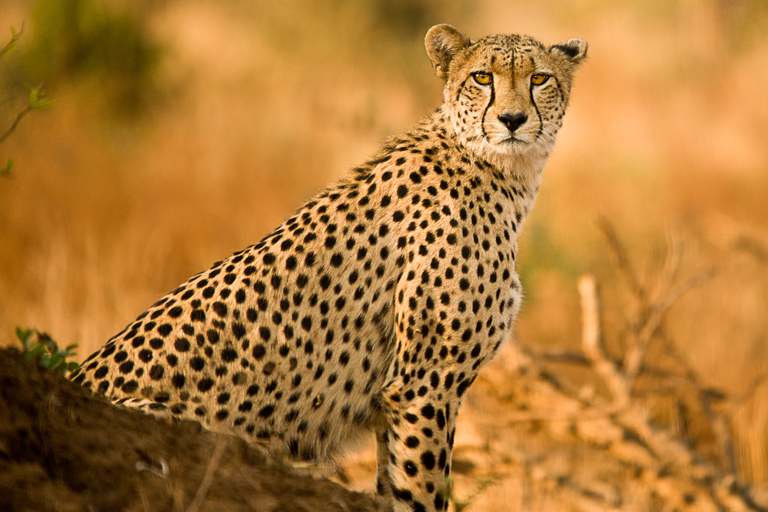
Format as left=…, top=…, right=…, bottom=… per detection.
left=1, top=25, right=54, bottom=177
left=17, top=327, right=78, bottom=376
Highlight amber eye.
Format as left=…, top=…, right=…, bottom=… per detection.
left=531, top=74, right=549, bottom=86
left=472, top=72, right=492, bottom=86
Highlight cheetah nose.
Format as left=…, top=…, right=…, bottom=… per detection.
left=498, top=112, right=528, bottom=133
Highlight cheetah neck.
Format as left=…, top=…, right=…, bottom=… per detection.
left=429, top=108, right=546, bottom=223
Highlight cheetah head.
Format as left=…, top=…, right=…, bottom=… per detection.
left=426, top=24, right=587, bottom=167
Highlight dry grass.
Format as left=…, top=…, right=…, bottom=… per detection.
left=1, top=0, right=767, bottom=508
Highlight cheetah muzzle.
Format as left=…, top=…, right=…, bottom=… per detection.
left=71, top=24, right=587, bottom=512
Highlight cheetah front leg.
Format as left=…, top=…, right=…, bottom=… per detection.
left=379, top=370, right=460, bottom=512
left=374, top=250, right=510, bottom=511
left=375, top=422, right=395, bottom=508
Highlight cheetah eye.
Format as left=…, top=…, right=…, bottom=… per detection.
left=472, top=72, right=492, bottom=86
left=531, top=74, right=550, bottom=86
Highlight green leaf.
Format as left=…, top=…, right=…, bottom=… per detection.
left=48, top=354, right=64, bottom=369
left=15, top=326, right=32, bottom=343
left=28, top=86, right=54, bottom=110
left=1, top=159, right=12, bottom=176
left=0, top=25, right=22, bottom=59
left=24, top=344, right=45, bottom=363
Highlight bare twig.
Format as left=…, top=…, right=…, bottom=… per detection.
left=652, top=227, right=682, bottom=301
left=623, top=267, right=716, bottom=384
left=597, top=217, right=647, bottom=302
left=579, top=275, right=630, bottom=410
left=728, top=372, right=768, bottom=418
left=185, top=439, right=227, bottom=512
left=0, top=104, right=31, bottom=146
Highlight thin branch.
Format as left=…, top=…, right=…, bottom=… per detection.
left=578, top=275, right=630, bottom=410
left=185, top=438, right=227, bottom=512
left=0, top=24, right=23, bottom=59
left=537, top=351, right=591, bottom=366
left=624, top=267, right=716, bottom=384
left=0, top=104, right=32, bottom=145
left=732, top=235, right=768, bottom=264
left=727, top=372, right=768, bottom=419
left=650, top=226, right=682, bottom=305
left=597, top=217, right=647, bottom=302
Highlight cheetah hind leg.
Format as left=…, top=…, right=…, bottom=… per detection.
left=113, top=397, right=176, bottom=423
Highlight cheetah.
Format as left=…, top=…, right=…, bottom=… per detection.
left=70, top=24, right=587, bottom=512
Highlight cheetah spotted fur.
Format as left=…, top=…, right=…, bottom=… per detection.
left=71, top=25, right=587, bottom=512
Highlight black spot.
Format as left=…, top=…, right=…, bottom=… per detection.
left=221, top=348, right=237, bottom=362
left=197, top=378, right=214, bottom=392
left=149, top=364, right=164, bottom=380
left=421, top=451, right=436, bottom=470
left=258, top=404, right=275, bottom=418
left=213, top=302, right=228, bottom=318
left=457, top=379, right=471, bottom=397
left=174, top=337, right=191, bottom=352
left=172, top=373, right=186, bottom=388
left=253, top=344, right=266, bottom=360
left=122, top=380, right=139, bottom=393
left=404, top=460, right=418, bottom=477
left=232, top=322, right=247, bottom=339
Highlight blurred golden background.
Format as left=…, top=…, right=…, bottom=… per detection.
left=1, top=0, right=767, bottom=508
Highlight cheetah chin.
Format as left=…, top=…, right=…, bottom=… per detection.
left=71, top=23, right=586, bottom=512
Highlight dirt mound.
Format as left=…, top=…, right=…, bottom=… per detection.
left=0, top=348, right=380, bottom=512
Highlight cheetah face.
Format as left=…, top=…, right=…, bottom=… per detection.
left=426, top=25, right=587, bottom=164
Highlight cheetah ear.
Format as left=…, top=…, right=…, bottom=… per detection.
left=425, top=24, right=471, bottom=81
left=550, top=38, right=588, bottom=64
